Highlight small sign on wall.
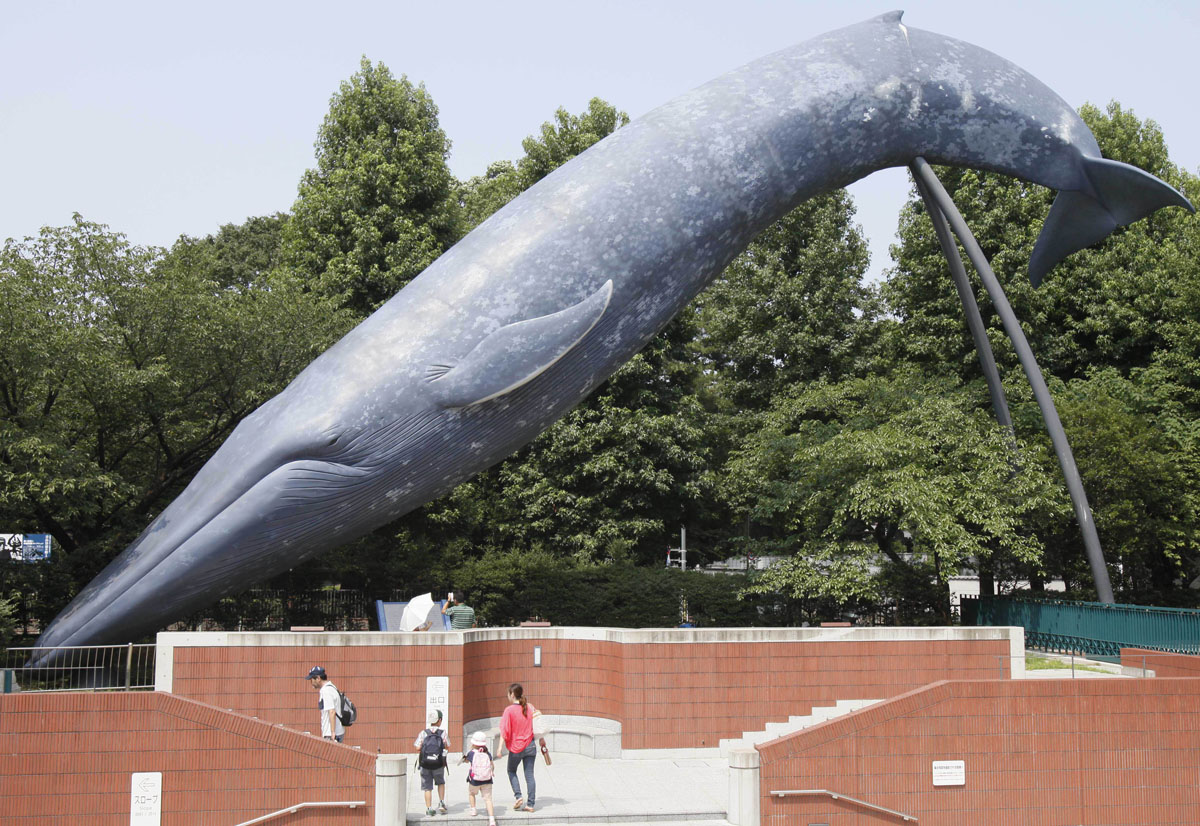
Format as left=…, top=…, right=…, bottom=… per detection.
left=427, top=676, right=449, bottom=731
left=130, top=772, right=162, bottom=825
left=932, top=760, right=965, bottom=786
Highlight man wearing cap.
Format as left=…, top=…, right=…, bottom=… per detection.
left=305, top=666, right=345, bottom=743
left=414, top=709, right=451, bottom=815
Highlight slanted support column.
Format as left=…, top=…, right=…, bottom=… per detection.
left=375, top=754, right=408, bottom=826
left=728, top=747, right=761, bottom=826
left=910, top=156, right=1115, bottom=604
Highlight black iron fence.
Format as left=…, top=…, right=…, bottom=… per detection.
left=167, top=588, right=372, bottom=632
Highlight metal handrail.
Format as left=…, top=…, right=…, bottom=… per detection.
left=4, top=643, right=156, bottom=692
left=770, top=789, right=917, bottom=822
left=234, top=801, right=366, bottom=826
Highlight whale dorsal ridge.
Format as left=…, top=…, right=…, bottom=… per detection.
left=427, top=280, right=614, bottom=408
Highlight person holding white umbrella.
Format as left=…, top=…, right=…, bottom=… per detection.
left=401, top=593, right=437, bottom=632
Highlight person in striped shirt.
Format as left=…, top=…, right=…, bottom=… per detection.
left=442, top=592, right=477, bottom=629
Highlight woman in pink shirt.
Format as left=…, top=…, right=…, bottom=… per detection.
left=500, top=683, right=536, bottom=811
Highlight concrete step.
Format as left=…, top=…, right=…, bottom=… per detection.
left=409, top=813, right=729, bottom=825
left=468, top=718, right=623, bottom=760
left=542, top=725, right=622, bottom=760
left=718, top=699, right=884, bottom=757
left=762, top=705, right=841, bottom=735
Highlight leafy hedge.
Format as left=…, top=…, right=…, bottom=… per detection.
left=452, top=550, right=770, bottom=627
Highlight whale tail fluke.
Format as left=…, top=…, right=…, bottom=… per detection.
left=1029, top=156, right=1194, bottom=287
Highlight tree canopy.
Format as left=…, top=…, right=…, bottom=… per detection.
left=281, top=58, right=460, bottom=316
left=0, top=215, right=347, bottom=629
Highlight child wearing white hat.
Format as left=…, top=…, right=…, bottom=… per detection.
left=461, top=730, right=497, bottom=825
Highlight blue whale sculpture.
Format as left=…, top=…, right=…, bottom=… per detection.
left=38, top=11, right=1191, bottom=649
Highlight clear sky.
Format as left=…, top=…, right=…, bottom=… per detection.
left=3, top=0, right=1196, bottom=282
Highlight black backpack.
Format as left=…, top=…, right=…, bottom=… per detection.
left=337, top=691, right=357, bottom=727
left=420, top=728, right=445, bottom=769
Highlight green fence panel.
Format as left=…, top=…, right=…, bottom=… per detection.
left=973, top=596, right=1200, bottom=662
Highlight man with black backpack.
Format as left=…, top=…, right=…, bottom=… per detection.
left=414, top=709, right=450, bottom=815
left=305, top=665, right=345, bottom=743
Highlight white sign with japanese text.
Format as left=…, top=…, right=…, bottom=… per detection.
left=932, top=760, right=965, bottom=786
left=427, top=675, right=449, bottom=733
left=130, top=772, right=162, bottom=825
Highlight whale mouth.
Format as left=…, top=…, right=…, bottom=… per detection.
left=32, top=456, right=367, bottom=655
left=35, top=410, right=449, bottom=655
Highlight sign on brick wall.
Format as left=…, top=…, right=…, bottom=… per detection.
left=130, top=772, right=162, bottom=825
left=427, top=676, right=449, bottom=733
left=932, top=760, right=965, bottom=786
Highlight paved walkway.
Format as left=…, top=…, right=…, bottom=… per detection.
left=404, top=653, right=1134, bottom=824
left=1021, top=651, right=1133, bottom=679
left=407, top=751, right=729, bottom=825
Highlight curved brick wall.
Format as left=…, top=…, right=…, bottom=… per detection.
left=0, top=691, right=374, bottom=825
left=160, top=626, right=1019, bottom=752
left=461, top=634, right=624, bottom=725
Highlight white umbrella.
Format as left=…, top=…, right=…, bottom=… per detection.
left=399, top=592, right=436, bottom=631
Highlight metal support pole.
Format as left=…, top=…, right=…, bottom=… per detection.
left=912, top=170, right=1014, bottom=434
left=125, top=642, right=134, bottom=690
left=910, top=157, right=1115, bottom=604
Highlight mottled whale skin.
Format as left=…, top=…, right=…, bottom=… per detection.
left=39, top=12, right=1190, bottom=649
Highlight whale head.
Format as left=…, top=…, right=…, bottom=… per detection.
left=35, top=279, right=614, bottom=650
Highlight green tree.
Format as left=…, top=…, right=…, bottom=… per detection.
left=167, top=213, right=289, bottom=290
left=0, top=595, right=15, bottom=647
left=488, top=311, right=713, bottom=565
left=376, top=97, right=709, bottom=572
left=1019, top=370, right=1200, bottom=602
left=732, top=373, right=1067, bottom=622
left=452, top=548, right=768, bottom=627
left=0, top=216, right=347, bottom=627
left=696, top=190, right=873, bottom=411
left=460, top=98, right=629, bottom=231
left=281, top=58, right=460, bottom=315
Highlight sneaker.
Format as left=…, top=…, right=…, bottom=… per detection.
left=489, top=820, right=497, bottom=826
left=427, top=809, right=437, bottom=817
left=513, top=799, right=524, bottom=811
left=438, top=802, right=448, bottom=814
left=468, top=807, right=477, bottom=817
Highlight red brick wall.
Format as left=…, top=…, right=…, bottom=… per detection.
left=757, top=678, right=1200, bottom=826
left=620, top=638, right=1008, bottom=749
left=166, top=631, right=1010, bottom=751
left=1122, top=647, right=1200, bottom=678
left=171, top=639, right=462, bottom=754
left=461, top=637, right=624, bottom=725
left=0, top=691, right=375, bottom=825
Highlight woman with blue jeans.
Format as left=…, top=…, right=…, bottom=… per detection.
left=500, top=683, right=536, bottom=812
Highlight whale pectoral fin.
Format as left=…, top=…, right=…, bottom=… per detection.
left=1029, top=157, right=1195, bottom=286
left=428, top=280, right=614, bottom=408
